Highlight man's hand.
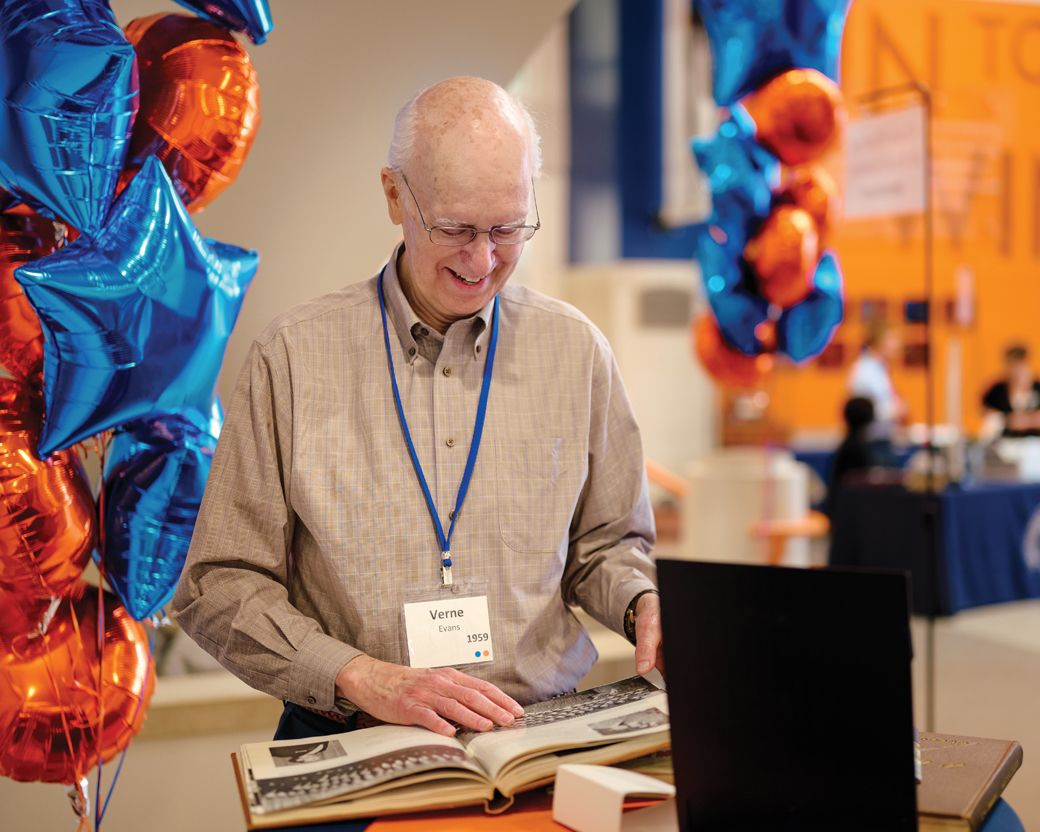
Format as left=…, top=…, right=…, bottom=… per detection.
left=335, top=655, right=524, bottom=737
left=634, top=592, right=665, bottom=677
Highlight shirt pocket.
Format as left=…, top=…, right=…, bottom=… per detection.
left=495, top=437, right=584, bottom=554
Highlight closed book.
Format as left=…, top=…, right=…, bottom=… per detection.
left=917, top=733, right=1023, bottom=831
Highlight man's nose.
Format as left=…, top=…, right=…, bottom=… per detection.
left=459, top=233, right=496, bottom=274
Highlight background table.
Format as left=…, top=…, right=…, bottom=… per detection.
left=829, top=482, right=1040, bottom=615
left=266, top=790, right=1025, bottom=831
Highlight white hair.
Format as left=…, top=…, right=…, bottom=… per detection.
left=387, top=82, right=543, bottom=177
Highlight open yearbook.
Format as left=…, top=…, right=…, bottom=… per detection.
left=232, top=676, right=670, bottom=829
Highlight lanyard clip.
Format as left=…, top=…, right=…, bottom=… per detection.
left=440, top=553, right=454, bottom=587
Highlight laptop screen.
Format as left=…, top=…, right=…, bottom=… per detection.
left=658, top=560, right=917, bottom=832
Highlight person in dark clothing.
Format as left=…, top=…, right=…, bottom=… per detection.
left=824, top=397, right=878, bottom=517
left=981, top=344, right=1040, bottom=440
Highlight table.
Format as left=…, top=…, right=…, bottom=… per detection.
left=266, top=790, right=1025, bottom=831
left=829, top=482, right=1040, bottom=615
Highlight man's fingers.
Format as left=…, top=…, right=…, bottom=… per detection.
left=407, top=704, right=457, bottom=737
left=433, top=696, right=494, bottom=732
left=454, top=686, right=516, bottom=726
left=454, top=673, right=525, bottom=718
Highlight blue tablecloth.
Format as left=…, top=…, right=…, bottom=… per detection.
left=830, top=481, right=1040, bottom=615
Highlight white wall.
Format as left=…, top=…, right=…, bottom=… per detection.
left=108, top=0, right=576, bottom=401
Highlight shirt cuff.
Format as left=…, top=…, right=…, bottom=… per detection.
left=288, top=630, right=364, bottom=711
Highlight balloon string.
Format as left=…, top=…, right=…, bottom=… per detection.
left=38, top=595, right=87, bottom=796
left=93, top=432, right=109, bottom=832
left=98, top=625, right=155, bottom=825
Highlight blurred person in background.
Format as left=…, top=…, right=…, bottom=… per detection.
left=848, top=319, right=906, bottom=464
left=824, top=396, right=877, bottom=518
left=980, top=344, right=1040, bottom=441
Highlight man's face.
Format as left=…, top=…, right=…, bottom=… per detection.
left=381, top=135, right=533, bottom=328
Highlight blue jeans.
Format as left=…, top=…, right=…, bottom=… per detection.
left=273, top=702, right=359, bottom=741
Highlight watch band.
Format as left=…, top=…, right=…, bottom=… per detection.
left=623, top=588, right=660, bottom=645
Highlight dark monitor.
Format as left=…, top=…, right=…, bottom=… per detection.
left=658, top=560, right=917, bottom=832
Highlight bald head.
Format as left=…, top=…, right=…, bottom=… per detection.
left=388, top=77, right=542, bottom=180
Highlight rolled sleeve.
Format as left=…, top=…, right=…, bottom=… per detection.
left=171, top=330, right=363, bottom=710
left=562, top=334, right=657, bottom=637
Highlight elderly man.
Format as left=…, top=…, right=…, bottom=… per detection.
left=172, top=77, right=661, bottom=742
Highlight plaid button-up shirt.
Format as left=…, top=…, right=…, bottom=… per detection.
left=172, top=244, right=657, bottom=711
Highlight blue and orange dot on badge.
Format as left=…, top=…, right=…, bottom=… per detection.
left=475, top=650, right=490, bottom=658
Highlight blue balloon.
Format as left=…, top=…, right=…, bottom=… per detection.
left=15, top=156, right=257, bottom=457
left=777, top=250, right=845, bottom=363
left=100, top=402, right=222, bottom=620
left=692, top=105, right=779, bottom=251
left=694, top=0, right=852, bottom=106
left=173, top=0, right=273, bottom=44
left=0, top=0, right=139, bottom=236
left=694, top=224, right=769, bottom=356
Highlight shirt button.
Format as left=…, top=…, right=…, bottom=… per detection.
left=449, top=509, right=456, bottom=521
left=446, top=437, right=456, bottom=448
left=306, top=695, right=316, bottom=705
left=442, top=367, right=452, bottom=377
left=408, top=347, right=416, bottom=356
left=476, top=345, right=482, bottom=354
left=420, top=327, right=430, bottom=337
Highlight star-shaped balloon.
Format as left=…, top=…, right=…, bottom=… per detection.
left=693, top=105, right=779, bottom=252
left=100, top=402, right=222, bottom=620
left=694, top=0, right=852, bottom=106
left=173, top=0, right=273, bottom=44
left=694, top=223, right=769, bottom=356
left=0, top=0, right=139, bottom=237
left=15, top=156, right=257, bottom=457
left=776, top=250, right=844, bottom=363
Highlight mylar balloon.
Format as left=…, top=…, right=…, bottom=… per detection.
left=0, top=0, right=138, bottom=237
left=124, top=13, right=261, bottom=213
left=0, top=379, right=95, bottom=601
left=777, top=251, right=845, bottom=363
left=15, top=156, right=257, bottom=457
left=743, top=69, right=844, bottom=166
left=693, top=0, right=852, bottom=106
left=744, top=205, right=819, bottom=309
left=778, top=166, right=837, bottom=238
left=0, top=210, right=66, bottom=382
left=173, top=0, right=273, bottom=44
left=0, top=588, right=53, bottom=656
left=695, top=224, right=769, bottom=356
left=101, top=404, right=221, bottom=620
left=693, top=312, right=773, bottom=389
left=692, top=105, right=780, bottom=250
left=0, top=583, right=153, bottom=784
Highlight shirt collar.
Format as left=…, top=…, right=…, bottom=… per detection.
left=381, top=242, right=497, bottom=363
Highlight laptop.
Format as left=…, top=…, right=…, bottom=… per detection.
left=657, top=559, right=917, bottom=832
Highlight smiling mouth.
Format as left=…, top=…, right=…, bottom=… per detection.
left=448, top=267, right=486, bottom=286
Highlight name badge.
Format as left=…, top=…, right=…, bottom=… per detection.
left=402, top=594, right=494, bottom=668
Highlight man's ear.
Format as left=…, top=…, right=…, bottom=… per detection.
left=381, top=167, right=404, bottom=226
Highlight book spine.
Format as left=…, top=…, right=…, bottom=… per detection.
left=969, top=743, right=1024, bottom=830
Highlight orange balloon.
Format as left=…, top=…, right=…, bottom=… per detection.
left=0, top=583, right=154, bottom=783
left=0, top=379, right=96, bottom=601
left=744, top=205, right=819, bottom=309
left=743, top=69, right=844, bottom=166
left=0, top=210, right=66, bottom=383
left=0, top=588, right=53, bottom=657
left=693, top=313, right=773, bottom=389
left=123, top=13, right=261, bottom=212
left=779, top=166, right=837, bottom=238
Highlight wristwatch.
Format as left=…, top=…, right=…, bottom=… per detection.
left=623, top=589, right=659, bottom=645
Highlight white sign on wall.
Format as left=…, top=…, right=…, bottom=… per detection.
left=844, top=104, right=928, bottom=219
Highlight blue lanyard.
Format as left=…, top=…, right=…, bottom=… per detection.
left=377, top=269, right=500, bottom=586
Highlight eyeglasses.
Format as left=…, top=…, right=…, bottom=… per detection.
left=399, top=172, right=540, bottom=246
